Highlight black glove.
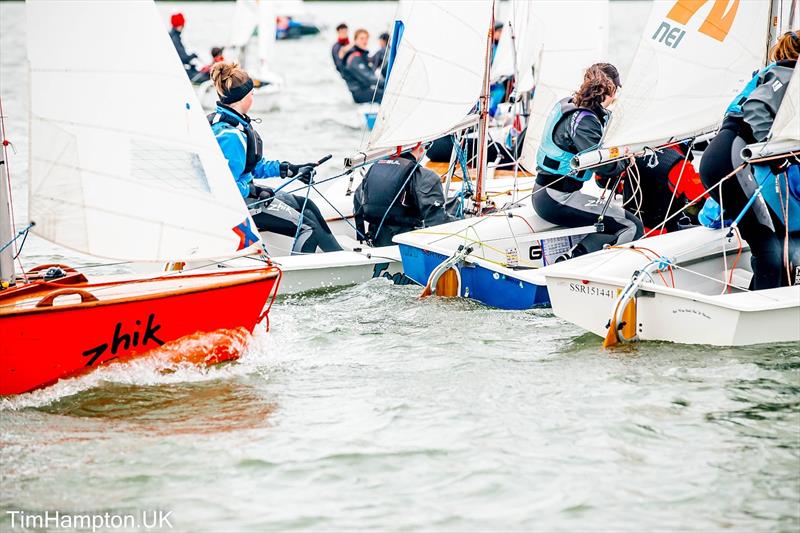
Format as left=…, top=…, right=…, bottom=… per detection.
left=769, top=157, right=791, bottom=177
left=248, top=183, right=275, bottom=204
left=280, top=161, right=316, bottom=179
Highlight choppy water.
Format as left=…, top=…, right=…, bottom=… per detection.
left=1, top=2, right=799, bottom=531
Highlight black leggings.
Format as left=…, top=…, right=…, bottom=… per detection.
left=533, top=183, right=643, bottom=257
left=252, top=192, right=343, bottom=254
left=700, top=127, right=798, bottom=289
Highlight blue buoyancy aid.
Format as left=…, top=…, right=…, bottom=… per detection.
left=754, top=164, right=800, bottom=232
left=725, top=63, right=776, bottom=116
left=207, top=105, right=263, bottom=175
left=536, top=98, right=595, bottom=181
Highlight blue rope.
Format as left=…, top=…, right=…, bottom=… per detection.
left=0, top=222, right=34, bottom=255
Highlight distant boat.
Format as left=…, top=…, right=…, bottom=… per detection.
left=0, top=0, right=281, bottom=396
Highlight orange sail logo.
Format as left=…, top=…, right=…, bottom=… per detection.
left=653, top=0, right=740, bottom=48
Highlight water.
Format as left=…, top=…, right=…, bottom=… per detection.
left=1, top=2, right=799, bottom=531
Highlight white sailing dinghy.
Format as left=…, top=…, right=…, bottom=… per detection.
left=393, top=0, right=610, bottom=307
left=0, top=0, right=281, bottom=395
left=543, top=1, right=800, bottom=346
left=196, top=0, right=283, bottom=112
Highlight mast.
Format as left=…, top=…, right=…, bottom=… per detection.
left=474, top=0, right=495, bottom=214
left=0, top=124, right=14, bottom=287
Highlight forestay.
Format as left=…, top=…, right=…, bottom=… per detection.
left=595, top=0, right=769, bottom=157
left=367, top=0, right=494, bottom=150
left=27, top=0, right=261, bottom=262
left=517, top=0, right=609, bottom=170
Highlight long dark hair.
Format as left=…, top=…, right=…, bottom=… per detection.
left=573, top=63, right=619, bottom=109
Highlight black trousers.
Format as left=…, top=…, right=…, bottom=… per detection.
left=252, top=192, right=343, bottom=254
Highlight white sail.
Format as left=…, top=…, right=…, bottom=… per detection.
left=518, top=0, right=609, bottom=170
left=27, top=0, right=261, bottom=262
left=597, top=0, right=770, bottom=156
left=770, top=65, right=800, bottom=146
left=230, top=0, right=278, bottom=79
left=490, top=0, right=537, bottom=91
left=367, top=0, right=494, bottom=150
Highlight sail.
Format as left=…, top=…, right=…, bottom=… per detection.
left=230, top=0, right=278, bottom=79
left=768, top=65, right=800, bottom=146
left=368, top=0, right=494, bottom=150
left=230, top=0, right=258, bottom=49
left=256, top=0, right=278, bottom=78
left=518, top=0, right=609, bottom=170
left=27, top=0, right=262, bottom=262
left=597, top=0, right=770, bottom=155
left=490, top=0, right=537, bottom=91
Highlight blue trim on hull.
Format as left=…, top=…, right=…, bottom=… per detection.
left=398, top=244, right=550, bottom=310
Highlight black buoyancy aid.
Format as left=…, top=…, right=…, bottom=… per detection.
left=207, top=105, right=263, bottom=174
left=628, top=147, right=687, bottom=229
left=359, top=157, right=421, bottom=227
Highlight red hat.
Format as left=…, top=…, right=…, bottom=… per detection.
left=170, top=13, right=185, bottom=28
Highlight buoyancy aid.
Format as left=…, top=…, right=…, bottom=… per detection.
left=357, top=157, right=420, bottom=227
left=754, top=164, right=800, bottom=232
left=536, top=98, right=596, bottom=181
left=207, top=105, right=263, bottom=175
left=726, top=63, right=776, bottom=116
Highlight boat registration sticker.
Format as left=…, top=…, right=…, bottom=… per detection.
left=568, top=282, right=616, bottom=299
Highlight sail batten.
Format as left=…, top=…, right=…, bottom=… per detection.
left=27, top=0, right=261, bottom=262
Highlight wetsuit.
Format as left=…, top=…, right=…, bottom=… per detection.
left=209, top=104, right=342, bottom=254
left=532, top=98, right=643, bottom=257
left=700, top=59, right=799, bottom=289
left=354, top=153, right=453, bottom=246
left=341, top=45, right=384, bottom=104
left=169, top=28, right=199, bottom=80
left=370, top=45, right=388, bottom=77
left=331, top=39, right=349, bottom=75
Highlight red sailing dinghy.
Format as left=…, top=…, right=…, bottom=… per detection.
left=0, top=0, right=281, bottom=395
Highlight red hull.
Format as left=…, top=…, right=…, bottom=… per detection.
left=0, top=266, right=281, bottom=395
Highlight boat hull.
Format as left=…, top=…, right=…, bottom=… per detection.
left=399, top=244, right=550, bottom=309
left=543, top=227, right=800, bottom=346
left=0, top=268, right=280, bottom=395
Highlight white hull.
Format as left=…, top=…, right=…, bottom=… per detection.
left=542, top=227, right=800, bottom=346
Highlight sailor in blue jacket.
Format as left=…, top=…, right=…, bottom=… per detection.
left=209, top=63, right=343, bottom=254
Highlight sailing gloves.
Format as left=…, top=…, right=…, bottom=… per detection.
left=280, top=161, right=316, bottom=184
left=249, top=183, right=275, bottom=205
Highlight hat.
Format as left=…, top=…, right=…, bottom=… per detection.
left=494, top=22, right=505, bottom=31
left=170, top=13, right=185, bottom=28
